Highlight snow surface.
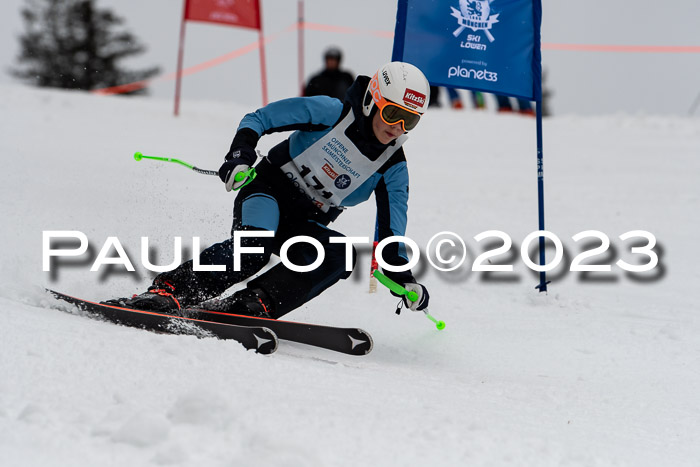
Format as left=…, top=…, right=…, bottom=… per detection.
left=1, top=84, right=700, bottom=466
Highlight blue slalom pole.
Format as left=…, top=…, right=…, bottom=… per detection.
left=535, top=101, right=550, bottom=292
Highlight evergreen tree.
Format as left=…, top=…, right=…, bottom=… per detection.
left=11, top=0, right=160, bottom=95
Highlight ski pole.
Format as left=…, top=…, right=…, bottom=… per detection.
left=372, top=270, right=446, bottom=330
left=133, top=151, right=256, bottom=190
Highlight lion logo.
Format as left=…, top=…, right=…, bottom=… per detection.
left=451, top=0, right=500, bottom=42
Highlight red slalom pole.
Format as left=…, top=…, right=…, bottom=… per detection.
left=174, top=0, right=188, bottom=116
left=257, top=2, right=268, bottom=106
left=298, top=0, right=305, bottom=95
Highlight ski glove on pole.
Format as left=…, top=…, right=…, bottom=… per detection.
left=219, top=148, right=257, bottom=191
left=220, top=128, right=259, bottom=188
left=402, top=283, right=430, bottom=311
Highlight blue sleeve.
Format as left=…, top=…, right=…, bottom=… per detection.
left=375, top=161, right=415, bottom=284
left=382, top=162, right=410, bottom=240
left=238, top=96, right=344, bottom=136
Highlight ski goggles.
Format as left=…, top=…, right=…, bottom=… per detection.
left=368, top=73, right=422, bottom=132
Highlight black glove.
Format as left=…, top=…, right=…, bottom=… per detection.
left=220, top=127, right=260, bottom=191
left=219, top=147, right=257, bottom=191
left=401, top=283, right=429, bottom=311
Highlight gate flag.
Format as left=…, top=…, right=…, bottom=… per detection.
left=392, top=0, right=542, bottom=102
left=175, top=0, right=267, bottom=116
left=392, top=0, right=549, bottom=292
left=185, top=0, right=261, bottom=30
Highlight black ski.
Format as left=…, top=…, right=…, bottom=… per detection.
left=181, top=307, right=373, bottom=356
left=46, top=289, right=278, bottom=354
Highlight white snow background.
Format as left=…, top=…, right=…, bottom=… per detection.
left=1, top=84, right=699, bottom=466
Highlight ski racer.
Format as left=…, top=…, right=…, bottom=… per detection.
left=106, top=62, right=432, bottom=319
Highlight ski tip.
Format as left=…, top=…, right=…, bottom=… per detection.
left=45, top=288, right=59, bottom=297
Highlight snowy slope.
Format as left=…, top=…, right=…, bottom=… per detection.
left=1, top=84, right=700, bottom=467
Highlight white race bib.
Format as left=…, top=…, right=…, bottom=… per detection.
left=281, top=112, right=407, bottom=212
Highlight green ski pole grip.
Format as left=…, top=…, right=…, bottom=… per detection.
left=373, top=270, right=418, bottom=301
left=373, top=270, right=445, bottom=330
left=232, top=167, right=257, bottom=190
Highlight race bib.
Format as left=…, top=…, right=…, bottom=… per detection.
left=281, top=112, right=407, bottom=212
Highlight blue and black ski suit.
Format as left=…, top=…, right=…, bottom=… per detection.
left=161, top=76, right=418, bottom=317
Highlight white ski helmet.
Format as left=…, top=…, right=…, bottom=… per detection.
left=362, top=61, right=430, bottom=131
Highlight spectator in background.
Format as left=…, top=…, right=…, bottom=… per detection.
left=446, top=87, right=464, bottom=109
left=428, top=86, right=464, bottom=109
left=304, top=47, right=355, bottom=101
left=496, top=94, right=535, bottom=116
left=469, top=91, right=485, bottom=110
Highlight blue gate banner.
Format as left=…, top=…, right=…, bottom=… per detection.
left=392, top=0, right=542, bottom=101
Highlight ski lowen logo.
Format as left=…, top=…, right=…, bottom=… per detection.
left=321, top=163, right=352, bottom=190
left=334, top=174, right=351, bottom=190
left=451, top=0, right=499, bottom=42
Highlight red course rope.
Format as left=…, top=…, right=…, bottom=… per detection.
left=92, top=23, right=700, bottom=96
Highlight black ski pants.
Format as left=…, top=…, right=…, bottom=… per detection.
left=160, top=163, right=356, bottom=317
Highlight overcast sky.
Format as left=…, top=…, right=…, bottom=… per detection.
left=2, top=0, right=699, bottom=116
